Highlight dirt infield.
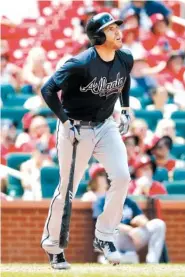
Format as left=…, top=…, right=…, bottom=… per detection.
left=1, top=264, right=185, bottom=277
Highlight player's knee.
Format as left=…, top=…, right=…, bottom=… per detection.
left=149, top=219, right=166, bottom=235
left=155, top=219, right=166, bottom=233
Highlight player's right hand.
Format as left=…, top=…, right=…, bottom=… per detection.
left=63, top=120, right=81, bottom=145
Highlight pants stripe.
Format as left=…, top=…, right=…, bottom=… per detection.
left=41, top=120, right=61, bottom=248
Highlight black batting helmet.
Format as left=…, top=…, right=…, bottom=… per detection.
left=86, top=12, right=123, bottom=45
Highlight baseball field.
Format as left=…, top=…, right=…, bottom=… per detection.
left=1, top=264, right=185, bottom=277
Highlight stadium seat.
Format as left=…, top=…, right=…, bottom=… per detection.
left=40, top=166, right=59, bottom=198
left=20, top=85, right=34, bottom=94
left=153, top=167, right=169, bottom=182
left=173, top=169, right=185, bottom=181
left=0, top=84, right=15, bottom=103
left=175, top=120, right=185, bottom=139
left=40, top=166, right=90, bottom=198
left=3, top=94, right=31, bottom=107
left=130, top=86, right=145, bottom=98
left=154, top=194, right=185, bottom=200
left=6, top=153, right=32, bottom=197
left=134, top=110, right=163, bottom=131
left=164, top=181, right=185, bottom=194
left=1, top=107, right=29, bottom=128
left=76, top=182, right=88, bottom=198
left=171, top=111, right=185, bottom=120
left=171, top=144, right=185, bottom=160
left=128, top=195, right=147, bottom=201
left=34, top=107, right=54, bottom=117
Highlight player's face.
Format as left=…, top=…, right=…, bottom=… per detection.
left=103, top=23, right=123, bottom=50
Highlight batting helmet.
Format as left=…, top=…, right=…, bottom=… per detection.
left=86, top=12, right=123, bottom=45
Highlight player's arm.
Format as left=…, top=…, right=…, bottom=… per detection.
left=119, top=48, right=134, bottom=111
left=120, top=75, right=131, bottom=111
left=41, top=58, right=83, bottom=125
left=41, top=77, right=68, bottom=124
left=129, top=199, right=149, bottom=227
left=118, top=49, right=134, bottom=134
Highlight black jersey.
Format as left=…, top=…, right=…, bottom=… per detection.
left=41, top=47, right=133, bottom=122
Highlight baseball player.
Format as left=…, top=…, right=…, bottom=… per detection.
left=40, top=12, right=133, bottom=269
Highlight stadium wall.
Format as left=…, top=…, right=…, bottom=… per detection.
left=1, top=200, right=185, bottom=263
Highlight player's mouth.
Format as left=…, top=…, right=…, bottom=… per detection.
left=115, top=37, right=121, bottom=42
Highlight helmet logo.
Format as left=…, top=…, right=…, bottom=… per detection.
left=80, top=73, right=126, bottom=97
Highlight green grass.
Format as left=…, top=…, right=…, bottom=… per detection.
left=1, top=264, right=185, bottom=277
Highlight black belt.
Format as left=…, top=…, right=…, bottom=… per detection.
left=70, top=119, right=105, bottom=127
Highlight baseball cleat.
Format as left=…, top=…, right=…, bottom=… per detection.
left=93, top=237, right=121, bottom=265
left=47, top=251, right=71, bottom=270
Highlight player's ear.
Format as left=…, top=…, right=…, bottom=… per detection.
left=94, top=30, right=106, bottom=45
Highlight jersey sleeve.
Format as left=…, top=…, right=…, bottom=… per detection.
left=53, top=58, right=85, bottom=90
left=118, top=49, right=134, bottom=74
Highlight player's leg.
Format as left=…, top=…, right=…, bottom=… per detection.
left=93, top=117, right=130, bottom=263
left=145, top=219, right=166, bottom=263
left=41, top=122, right=94, bottom=266
left=128, top=219, right=166, bottom=263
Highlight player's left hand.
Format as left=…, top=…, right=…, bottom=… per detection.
left=119, top=110, right=131, bottom=135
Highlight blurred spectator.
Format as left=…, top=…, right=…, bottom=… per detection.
left=128, top=155, right=167, bottom=196
left=0, top=120, right=20, bottom=165
left=146, top=86, right=178, bottom=118
left=131, top=50, right=157, bottom=98
left=15, top=115, right=56, bottom=153
left=0, top=40, right=23, bottom=91
left=122, top=133, right=140, bottom=176
left=22, top=47, right=53, bottom=94
left=155, top=119, right=185, bottom=145
left=20, top=143, right=54, bottom=200
left=142, top=13, right=181, bottom=55
left=158, top=51, right=185, bottom=87
left=121, top=0, right=171, bottom=32
left=147, top=136, right=184, bottom=172
left=122, top=8, right=140, bottom=29
left=0, top=120, right=20, bottom=193
left=23, top=53, right=73, bottom=111
left=81, top=163, right=109, bottom=202
left=130, top=119, right=153, bottom=153
left=93, top=195, right=166, bottom=264
left=158, top=51, right=185, bottom=109
left=122, top=27, right=146, bottom=55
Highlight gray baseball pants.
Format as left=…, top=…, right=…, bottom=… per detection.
left=41, top=116, right=130, bottom=254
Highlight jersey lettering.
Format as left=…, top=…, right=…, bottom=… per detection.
left=80, top=73, right=126, bottom=97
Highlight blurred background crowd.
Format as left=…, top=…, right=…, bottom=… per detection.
left=1, top=0, right=185, bottom=203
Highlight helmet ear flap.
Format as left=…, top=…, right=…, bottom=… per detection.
left=92, top=30, right=106, bottom=45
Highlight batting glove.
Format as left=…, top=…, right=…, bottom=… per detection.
left=119, top=110, right=131, bottom=135
left=64, top=120, right=81, bottom=145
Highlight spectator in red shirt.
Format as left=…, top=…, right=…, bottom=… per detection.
left=129, top=155, right=167, bottom=196
left=0, top=120, right=20, bottom=165
left=130, top=119, right=153, bottom=154
left=146, top=136, right=176, bottom=172
left=142, top=13, right=181, bottom=56
left=158, top=51, right=185, bottom=91
left=15, top=115, right=56, bottom=154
